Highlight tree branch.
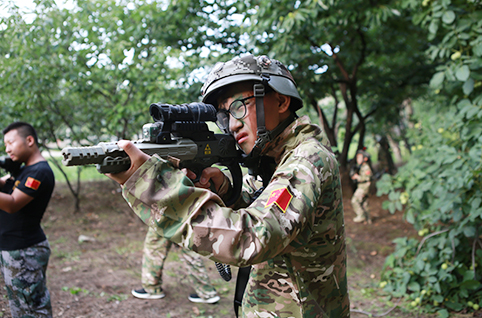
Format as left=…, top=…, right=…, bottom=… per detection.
left=328, top=42, right=351, bottom=81
left=416, top=229, right=450, bottom=255
left=351, top=298, right=401, bottom=317
left=352, top=27, right=367, bottom=78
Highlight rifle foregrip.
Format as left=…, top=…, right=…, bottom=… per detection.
left=61, top=142, right=131, bottom=174
left=61, top=143, right=125, bottom=166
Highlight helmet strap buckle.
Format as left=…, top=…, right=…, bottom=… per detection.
left=253, top=83, right=267, bottom=137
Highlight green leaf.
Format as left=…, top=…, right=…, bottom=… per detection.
left=428, top=276, right=437, bottom=283
left=430, top=72, right=445, bottom=88
left=473, top=42, right=482, bottom=57
left=442, top=10, right=455, bottom=24
left=466, top=104, right=480, bottom=119
left=407, top=281, right=420, bottom=292
left=434, top=295, right=444, bottom=303
left=388, top=202, right=396, bottom=214
left=463, top=78, right=474, bottom=95
left=471, top=198, right=481, bottom=210
left=445, top=301, right=465, bottom=311
left=459, top=279, right=481, bottom=290
left=412, top=12, right=426, bottom=25
left=463, top=226, right=476, bottom=237
left=405, top=209, right=415, bottom=224
left=429, top=20, right=439, bottom=34
left=455, top=65, right=470, bottom=81
left=437, top=309, right=449, bottom=318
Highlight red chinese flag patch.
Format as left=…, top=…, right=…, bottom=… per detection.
left=25, top=177, right=41, bottom=190
left=265, top=187, right=293, bottom=212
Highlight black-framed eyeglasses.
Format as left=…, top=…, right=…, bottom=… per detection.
left=216, top=95, right=255, bottom=130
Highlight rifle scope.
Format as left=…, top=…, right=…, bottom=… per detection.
left=149, top=102, right=217, bottom=123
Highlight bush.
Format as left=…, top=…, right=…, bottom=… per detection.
left=376, top=1, right=482, bottom=315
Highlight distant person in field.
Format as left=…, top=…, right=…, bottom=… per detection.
left=351, top=149, right=373, bottom=224
left=132, top=226, right=220, bottom=304
left=0, top=122, right=55, bottom=318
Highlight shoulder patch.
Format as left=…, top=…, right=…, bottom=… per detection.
left=265, top=187, right=293, bottom=212
left=25, top=177, right=41, bottom=190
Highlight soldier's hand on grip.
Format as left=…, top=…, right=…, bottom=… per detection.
left=184, top=167, right=225, bottom=193
left=107, top=140, right=150, bottom=185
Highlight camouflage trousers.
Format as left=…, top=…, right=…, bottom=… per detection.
left=142, top=227, right=218, bottom=300
left=0, top=240, right=52, bottom=318
left=351, top=183, right=370, bottom=222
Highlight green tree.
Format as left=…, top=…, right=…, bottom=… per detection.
left=377, top=0, right=482, bottom=315
left=0, top=0, right=233, bottom=210
left=228, top=0, right=434, bottom=172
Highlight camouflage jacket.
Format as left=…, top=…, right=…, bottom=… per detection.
left=122, top=116, right=350, bottom=317
left=357, top=163, right=372, bottom=192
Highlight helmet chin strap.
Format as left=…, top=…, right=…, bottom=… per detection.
left=251, top=81, right=269, bottom=158
left=242, top=80, right=298, bottom=180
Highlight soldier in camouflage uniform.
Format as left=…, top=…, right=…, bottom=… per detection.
left=131, top=226, right=220, bottom=303
left=108, top=54, right=350, bottom=317
left=350, top=150, right=373, bottom=223
left=0, top=122, right=54, bottom=318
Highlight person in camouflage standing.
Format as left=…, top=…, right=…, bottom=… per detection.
left=108, top=54, right=350, bottom=317
left=350, top=149, right=373, bottom=224
left=131, top=226, right=220, bottom=303
left=0, top=122, right=54, bottom=318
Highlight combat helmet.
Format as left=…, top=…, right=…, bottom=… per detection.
left=201, top=54, right=303, bottom=111
left=201, top=54, right=302, bottom=162
left=356, top=149, right=371, bottom=160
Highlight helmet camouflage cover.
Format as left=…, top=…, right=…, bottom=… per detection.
left=201, top=54, right=303, bottom=111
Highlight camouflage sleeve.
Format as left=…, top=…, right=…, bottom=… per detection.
left=216, top=171, right=258, bottom=209
left=358, top=164, right=372, bottom=183
left=122, top=153, right=323, bottom=267
left=232, top=174, right=263, bottom=209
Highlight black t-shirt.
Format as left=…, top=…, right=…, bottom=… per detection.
left=0, top=161, right=55, bottom=250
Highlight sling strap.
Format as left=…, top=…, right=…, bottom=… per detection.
left=234, top=266, right=251, bottom=317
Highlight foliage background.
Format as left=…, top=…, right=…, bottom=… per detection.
left=376, top=0, right=482, bottom=316
left=0, top=0, right=481, bottom=316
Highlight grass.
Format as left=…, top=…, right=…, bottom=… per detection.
left=114, top=240, right=144, bottom=257
left=51, top=246, right=81, bottom=262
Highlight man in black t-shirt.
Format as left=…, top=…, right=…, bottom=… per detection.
left=0, top=122, right=54, bottom=318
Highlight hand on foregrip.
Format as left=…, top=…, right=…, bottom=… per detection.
left=106, top=140, right=150, bottom=185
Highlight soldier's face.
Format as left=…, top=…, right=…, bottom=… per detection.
left=356, top=153, right=364, bottom=165
left=217, top=82, right=287, bottom=154
left=4, top=129, right=30, bottom=163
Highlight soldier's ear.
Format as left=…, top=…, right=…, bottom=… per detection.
left=25, top=135, right=35, bottom=147
left=278, top=94, right=291, bottom=114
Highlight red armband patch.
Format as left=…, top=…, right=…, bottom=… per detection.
left=265, top=187, right=293, bottom=212
left=25, top=177, right=41, bottom=190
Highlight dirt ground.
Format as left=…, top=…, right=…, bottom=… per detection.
left=0, top=179, right=430, bottom=318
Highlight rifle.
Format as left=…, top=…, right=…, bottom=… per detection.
left=61, top=102, right=243, bottom=206
left=0, top=156, right=22, bottom=177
